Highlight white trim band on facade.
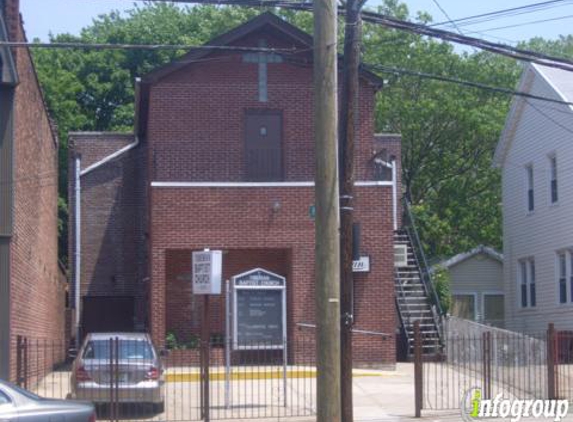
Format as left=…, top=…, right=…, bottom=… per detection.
left=150, top=181, right=394, bottom=188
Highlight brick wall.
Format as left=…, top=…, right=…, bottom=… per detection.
left=68, top=133, right=149, bottom=335
left=70, top=19, right=400, bottom=367
left=145, top=24, right=397, bottom=366
left=6, top=0, right=65, bottom=380
left=150, top=185, right=396, bottom=366
left=148, top=39, right=378, bottom=183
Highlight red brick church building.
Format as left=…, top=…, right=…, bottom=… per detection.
left=69, top=12, right=401, bottom=366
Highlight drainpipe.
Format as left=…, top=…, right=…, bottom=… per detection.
left=74, top=156, right=81, bottom=349
left=392, top=159, right=398, bottom=231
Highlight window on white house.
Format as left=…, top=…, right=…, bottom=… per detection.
left=452, top=294, right=476, bottom=320
left=526, top=165, right=534, bottom=212
left=520, top=260, right=528, bottom=307
left=519, top=258, right=536, bottom=308
left=570, top=252, right=573, bottom=303
left=550, top=155, right=558, bottom=204
left=558, top=252, right=567, bottom=304
left=530, top=259, right=536, bottom=307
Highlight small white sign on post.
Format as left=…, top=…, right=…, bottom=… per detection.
left=192, top=250, right=223, bottom=295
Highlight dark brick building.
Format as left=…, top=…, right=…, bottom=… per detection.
left=0, top=0, right=65, bottom=380
left=70, top=13, right=401, bottom=366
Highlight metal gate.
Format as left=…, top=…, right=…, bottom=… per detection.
left=14, top=335, right=317, bottom=421
left=413, top=319, right=573, bottom=417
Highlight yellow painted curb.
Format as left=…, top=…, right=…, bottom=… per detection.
left=165, top=370, right=387, bottom=383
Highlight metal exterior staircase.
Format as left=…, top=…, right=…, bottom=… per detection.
left=395, top=202, right=443, bottom=358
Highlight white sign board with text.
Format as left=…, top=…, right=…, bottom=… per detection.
left=192, top=250, right=222, bottom=295
left=232, top=268, right=286, bottom=350
left=352, top=256, right=370, bottom=273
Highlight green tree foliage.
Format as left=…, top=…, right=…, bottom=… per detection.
left=432, top=265, right=452, bottom=315
left=520, top=35, right=573, bottom=58
left=362, top=2, right=524, bottom=258
left=32, top=1, right=570, bottom=263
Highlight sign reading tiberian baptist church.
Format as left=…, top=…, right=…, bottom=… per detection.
left=232, top=268, right=286, bottom=350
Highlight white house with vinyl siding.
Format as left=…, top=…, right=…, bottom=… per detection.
left=494, top=63, right=573, bottom=334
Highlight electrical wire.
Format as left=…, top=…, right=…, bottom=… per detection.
left=365, top=63, right=573, bottom=107
left=465, top=13, right=573, bottom=33
left=0, top=40, right=299, bottom=52
left=526, top=99, right=573, bottom=135
left=97, top=0, right=573, bottom=71
left=431, top=0, right=571, bottom=28
left=359, top=9, right=573, bottom=71
left=430, top=0, right=463, bottom=35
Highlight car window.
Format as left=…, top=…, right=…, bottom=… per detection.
left=3, top=383, right=41, bottom=400
left=83, top=340, right=154, bottom=360
left=0, top=391, right=10, bottom=405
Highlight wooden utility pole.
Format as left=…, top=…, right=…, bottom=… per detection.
left=339, top=0, right=364, bottom=421
left=313, top=0, right=341, bottom=420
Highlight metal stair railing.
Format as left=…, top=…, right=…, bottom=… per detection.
left=402, top=199, right=444, bottom=345
left=394, top=266, right=414, bottom=350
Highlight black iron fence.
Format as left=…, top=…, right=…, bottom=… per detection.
left=14, top=335, right=317, bottom=422
left=414, top=319, right=573, bottom=416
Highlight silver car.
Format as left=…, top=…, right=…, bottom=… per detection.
left=0, top=379, right=95, bottom=422
left=70, top=333, right=165, bottom=412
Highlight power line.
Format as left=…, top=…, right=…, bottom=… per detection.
left=370, top=0, right=567, bottom=48
left=366, top=63, right=573, bottom=107
left=468, top=13, right=573, bottom=33
left=12, top=2, right=573, bottom=108
left=526, top=99, right=573, bottom=135
left=9, top=3, right=571, bottom=110
left=430, top=0, right=464, bottom=35
left=359, top=9, right=573, bottom=71
left=431, top=0, right=571, bottom=28
left=99, top=0, right=573, bottom=70
left=0, top=40, right=299, bottom=52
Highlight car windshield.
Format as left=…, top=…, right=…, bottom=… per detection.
left=83, top=340, right=154, bottom=360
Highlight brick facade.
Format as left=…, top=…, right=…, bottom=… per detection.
left=68, top=133, right=148, bottom=335
left=0, top=0, right=65, bottom=380
left=70, top=13, right=400, bottom=368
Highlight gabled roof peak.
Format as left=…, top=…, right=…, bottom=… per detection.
left=141, top=12, right=313, bottom=85
left=435, top=245, right=503, bottom=270
left=493, top=63, right=573, bottom=168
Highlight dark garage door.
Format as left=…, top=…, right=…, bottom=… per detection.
left=82, top=296, right=135, bottom=337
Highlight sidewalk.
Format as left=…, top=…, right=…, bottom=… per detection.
left=353, top=363, right=417, bottom=421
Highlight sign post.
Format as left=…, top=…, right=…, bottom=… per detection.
left=192, top=250, right=222, bottom=422
left=231, top=268, right=287, bottom=406
left=225, top=279, right=231, bottom=409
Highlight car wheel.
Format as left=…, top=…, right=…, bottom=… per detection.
left=152, top=401, right=165, bottom=414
